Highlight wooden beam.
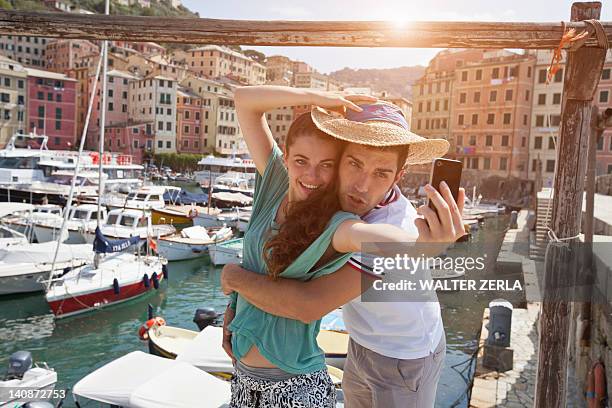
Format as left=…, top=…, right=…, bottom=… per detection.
left=0, top=9, right=612, bottom=48
left=534, top=3, right=607, bottom=407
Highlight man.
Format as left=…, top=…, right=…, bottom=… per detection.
left=222, top=101, right=464, bottom=407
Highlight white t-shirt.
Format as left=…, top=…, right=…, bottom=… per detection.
left=342, top=185, right=444, bottom=360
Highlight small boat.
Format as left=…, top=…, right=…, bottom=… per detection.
left=210, top=173, right=254, bottom=197
left=147, top=324, right=349, bottom=371
left=151, top=205, right=197, bottom=227
left=192, top=207, right=245, bottom=229
left=0, top=225, right=28, bottom=248
left=72, top=351, right=230, bottom=408
left=0, top=351, right=57, bottom=407
left=45, top=229, right=167, bottom=319
left=2, top=204, right=63, bottom=238
left=236, top=212, right=251, bottom=233
left=157, top=226, right=233, bottom=262
left=151, top=205, right=216, bottom=228
left=33, top=204, right=107, bottom=244
left=0, top=241, right=92, bottom=296
left=211, top=191, right=253, bottom=209
left=82, top=208, right=175, bottom=243
left=209, top=238, right=243, bottom=266
left=103, top=185, right=178, bottom=211
left=163, top=188, right=209, bottom=206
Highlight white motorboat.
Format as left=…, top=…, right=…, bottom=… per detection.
left=211, top=192, right=253, bottom=209
left=0, top=351, right=57, bottom=408
left=72, top=351, right=230, bottom=408
left=0, top=133, right=143, bottom=205
left=210, top=173, right=254, bottom=197
left=157, top=226, right=233, bottom=262
left=33, top=204, right=107, bottom=244
left=2, top=204, right=63, bottom=238
left=103, top=185, right=179, bottom=211
left=0, top=241, right=92, bottom=295
left=46, top=228, right=167, bottom=318
left=82, top=208, right=175, bottom=243
left=208, top=238, right=243, bottom=266
left=195, top=155, right=256, bottom=186
left=0, top=225, right=28, bottom=248
left=193, top=207, right=250, bottom=229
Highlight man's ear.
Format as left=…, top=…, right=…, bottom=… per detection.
left=394, top=167, right=406, bottom=185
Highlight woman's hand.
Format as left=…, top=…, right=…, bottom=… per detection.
left=310, top=92, right=378, bottom=114
left=221, top=263, right=242, bottom=295
left=222, top=305, right=236, bottom=365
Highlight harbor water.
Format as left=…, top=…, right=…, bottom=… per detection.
left=0, top=194, right=518, bottom=407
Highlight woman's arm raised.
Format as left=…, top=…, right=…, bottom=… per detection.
left=234, top=86, right=375, bottom=175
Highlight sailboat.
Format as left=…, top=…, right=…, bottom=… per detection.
left=43, top=13, right=167, bottom=319
left=45, top=228, right=166, bottom=318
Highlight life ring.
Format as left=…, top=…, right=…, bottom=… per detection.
left=137, top=316, right=166, bottom=340
left=189, top=208, right=199, bottom=218
left=586, top=361, right=607, bottom=408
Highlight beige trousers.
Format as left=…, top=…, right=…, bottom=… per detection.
left=342, top=336, right=446, bottom=408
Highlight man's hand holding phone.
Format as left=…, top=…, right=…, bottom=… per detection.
left=415, top=182, right=466, bottom=246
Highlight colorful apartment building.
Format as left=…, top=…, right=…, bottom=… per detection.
left=449, top=50, right=536, bottom=181
left=0, top=56, right=27, bottom=147
left=185, top=45, right=266, bottom=85
left=267, top=106, right=294, bottom=146
left=411, top=49, right=486, bottom=141
left=527, top=50, right=565, bottom=188
left=179, top=75, right=238, bottom=155
left=104, top=121, right=154, bottom=164
left=594, top=57, right=612, bottom=175
left=128, top=75, right=178, bottom=153
left=87, top=69, right=137, bottom=148
left=176, top=87, right=212, bottom=154
left=25, top=67, right=77, bottom=149
left=0, top=35, right=49, bottom=69
left=45, top=39, right=100, bottom=73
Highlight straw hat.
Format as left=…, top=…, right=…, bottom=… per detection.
left=311, top=101, right=449, bottom=165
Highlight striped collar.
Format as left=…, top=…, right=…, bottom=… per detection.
left=360, top=185, right=401, bottom=219
left=374, top=186, right=398, bottom=209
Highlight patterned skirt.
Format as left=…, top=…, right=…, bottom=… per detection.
left=230, top=367, right=336, bottom=408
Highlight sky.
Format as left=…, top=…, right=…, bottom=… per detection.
left=182, top=0, right=612, bottom=73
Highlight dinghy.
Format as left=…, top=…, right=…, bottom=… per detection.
left=0, top=351, right=57, bottom=407
left=157, top=226, right=233, bottom=261
left=72, top=351, right=230, bottom=408
left=209, top=238, right=243, bottom=266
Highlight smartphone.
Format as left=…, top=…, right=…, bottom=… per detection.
left=427, top=158, right=463, bottom=214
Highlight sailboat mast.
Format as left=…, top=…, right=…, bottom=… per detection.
left=97, top=0, right=110, bottom=228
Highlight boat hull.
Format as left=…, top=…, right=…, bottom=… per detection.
left=151, top=208, right=193, bottom=227
left=209, top=241, right=242, bottom=266
left=47, top=275, right=162, bottom=319
left=0, top=270, right=49, bottom=295
left=157, top=240, right=209, bottom=261
left=33, top=224, right=86, bottom=244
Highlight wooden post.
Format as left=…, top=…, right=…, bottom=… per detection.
left=534, top=3, right=607, bottom=407
left=584, top=105, right=600, bottom=243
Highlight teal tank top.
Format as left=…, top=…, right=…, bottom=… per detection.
left=228, top=145, right=357, bottom=374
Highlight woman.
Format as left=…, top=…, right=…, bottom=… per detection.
left=225, top=86, right=463, bottom=407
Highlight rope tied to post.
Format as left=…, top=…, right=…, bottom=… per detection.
left=547, top=19, right=610, bottom=85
